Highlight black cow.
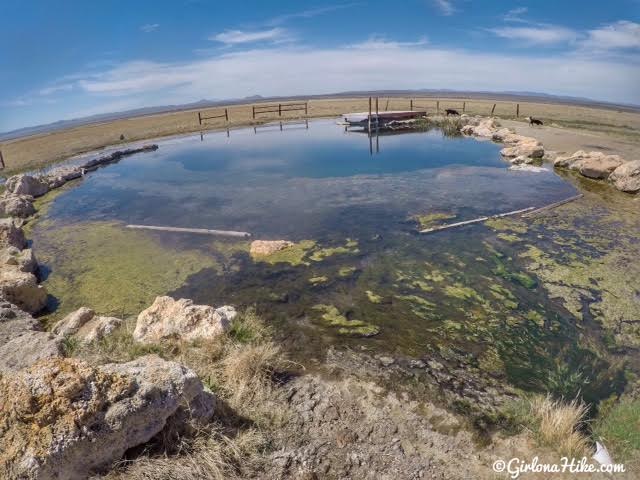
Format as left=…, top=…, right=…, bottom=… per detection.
left=445, top=108, right=460, bottom=116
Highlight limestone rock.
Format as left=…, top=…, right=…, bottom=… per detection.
left=0, top=301, right=41, bottom=346
left=0, top=218, right=26, bottom=250
left=250, top=239, right=294, bottom=257
left=4, top=174, right=49, bottom=198
left=609, top=160, right=640, bottom=193
left=0, top=355, right=215, bottom=480
left=0, top=247, right=37, bottom=273
left=52, top=307, right=121, bottom=344
left=133, top=296, right=235, bottom=343
left=52, top=307, right=95, bottom=337
left=579, top=156, right=623, bottom=180
left=500, top=138, right=544, bottom=159
left=461, top=118, right=499, bottom=138
left=0, top=330, right=62, bottom=373
left=0, top=193, right=35, bottom=218
left=75, top=316, right=121, bottom=343
left=0, top=267, right=47, bottom=313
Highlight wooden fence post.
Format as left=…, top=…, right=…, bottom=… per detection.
left=278, top=104, right=282, bottom=117
left=410, top=99, right=413, bottom=111
left=252, top=106, right=256, bottom=119
left=462, top=101, right=466, bottom=113
left=225, top=108, right=229, bottom=122
left=305, top=102, right=308, bottom=115
left=198, top=112, right=202, bottom=125
left=375, top=97, right=379, bottom=125
left=368, top=97, right=372, bottom=131
left=0, top=150, right=5, bottom=170
left=436, top=100, right=440, bottom=114
left=491, top=104, right=496, bottom=116
left=516, top=104, right=520, bottom=117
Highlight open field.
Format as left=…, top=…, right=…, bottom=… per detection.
left=1, top=96, right=640, bottom=173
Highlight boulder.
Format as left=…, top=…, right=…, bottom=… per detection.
left=0, top=218, right=26, bottom=250
left=0, top=193, right=35, bottom=218
left=461, top=118, right=499, bottom=138
left=52, top=307, right=95, bottom=337
left=0, top=355, right=215, bottom=480
left=250, top=239, right=294, bottom=257
left=52, top=307, right=121, bottom=344
left=0, top=301, right=41, bottom=346
left=609, top=160, right=640, bottom=193
left=0, top=330, right=62, bottom=373
left=500, top=139, right=544, bottom=159
left=579, top=156, right=623, bottom=180
left=75, top=316, right=121, bottom=343
left=0, top=247, right=37, bottom=273
left=4, top=174, right=49, bottom=198
left=133, top=296, right=235, bottom=343
left=0, top=267, right=47, bottom=313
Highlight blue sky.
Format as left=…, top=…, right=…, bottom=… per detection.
left=1, top=0, right=639, bottom=132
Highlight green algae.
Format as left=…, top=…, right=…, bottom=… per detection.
left=489, top=284, right=519, bottom=310
left=444, top=284, right=482, bottom=301
left=309, top=238, right=359, bottom=262
left=525, top=310, right=545, bottom=327
left=366, top=290, right=383, bottom=304
left=251, top=240, right=317, bottom=266
left=338, top=266, right=357, bottom=277
left=311, top=304, right=379, bottom=337
left=36, top=221, right=221, bottom=319
left=411, top=212, right=456, bottom=230
left=492, top=257, right=537, bottom=289
left=485, top=218, right=528, bottom=234
left=497, top=233, right=521, bottom=243
left=308, top=275, right=328, bottom=285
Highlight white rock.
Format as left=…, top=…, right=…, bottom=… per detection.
left=133, top=296, right=235, bottom=343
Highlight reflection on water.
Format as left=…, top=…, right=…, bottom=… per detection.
left=33, top=119, right=621, bottom=403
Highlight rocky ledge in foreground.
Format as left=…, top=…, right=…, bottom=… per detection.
left=0, top=144, right=158, bottom=217
left=0, top=355, right=214, bottom=480
left=555, top=151, right=640, bottom=193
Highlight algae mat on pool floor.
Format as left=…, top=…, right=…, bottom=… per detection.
left=34, top=221, right=245, bottom=320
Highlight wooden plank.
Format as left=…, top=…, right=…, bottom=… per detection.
left=521, top=194, right=583, bottom=217
left=419, top=207, right=535, bottom=234
left=126, top=224, right=251, bottom=238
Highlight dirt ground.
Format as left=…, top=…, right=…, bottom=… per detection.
left=1, top=96, right=639, bottom=173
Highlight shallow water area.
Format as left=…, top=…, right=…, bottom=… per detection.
left=33, top=119, right=624, bottom=401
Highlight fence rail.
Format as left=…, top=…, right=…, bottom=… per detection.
left=198, top=108, right=229, bottom=125
left=252, top=102, right=308, bottom=119
left=408, top=98, right=522, bottom=117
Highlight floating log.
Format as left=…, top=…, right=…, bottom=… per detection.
left=126, top=224, right=251, bottom=238
left=419, top=207, right=535, bottom=234
left=521, top=194, right=583, bottom=217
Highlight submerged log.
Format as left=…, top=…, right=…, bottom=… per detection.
left=419, top=207, right=535, bottom=234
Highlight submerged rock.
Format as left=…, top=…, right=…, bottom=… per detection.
left=0, top=355, right=214, bottom=480
left=609, top=160, right=640, bottom=193
left=250, top=239, right=294, bottom=257
left=0, top=193, right=35, bottom=218
left=133, top=296, right=235, bottom=343
left=4, top=174, right=49, bottom=197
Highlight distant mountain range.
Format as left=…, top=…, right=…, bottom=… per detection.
left=2, top=90, right=638, bottom=142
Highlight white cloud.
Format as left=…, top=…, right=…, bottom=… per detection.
left=267, top=4, right=360, bottom=26
left=70, top=43, right=640, bottom=106
left=433, top=0, right=455, bottom=16
left=582, top=21, right=640, bottom=50
left=39, top=84, right=73, bottom=96
left=140, top=23, right=160, bottom=33
left=503, top=7, right=528, bottom=23
left=211, top=28, right=289, bottom=45
left=348, top=36, right=428, bottom=49
left=489, top=25, right=578, bottom=45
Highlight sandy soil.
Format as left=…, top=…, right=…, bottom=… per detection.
left=1, top=96, right=639, bottom=173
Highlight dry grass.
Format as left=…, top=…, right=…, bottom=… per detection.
left=74, top=308, right=288, bottom=479
left=529, top=395, right=591, bottom=457
left=2, top=96, right=639, bottom=173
